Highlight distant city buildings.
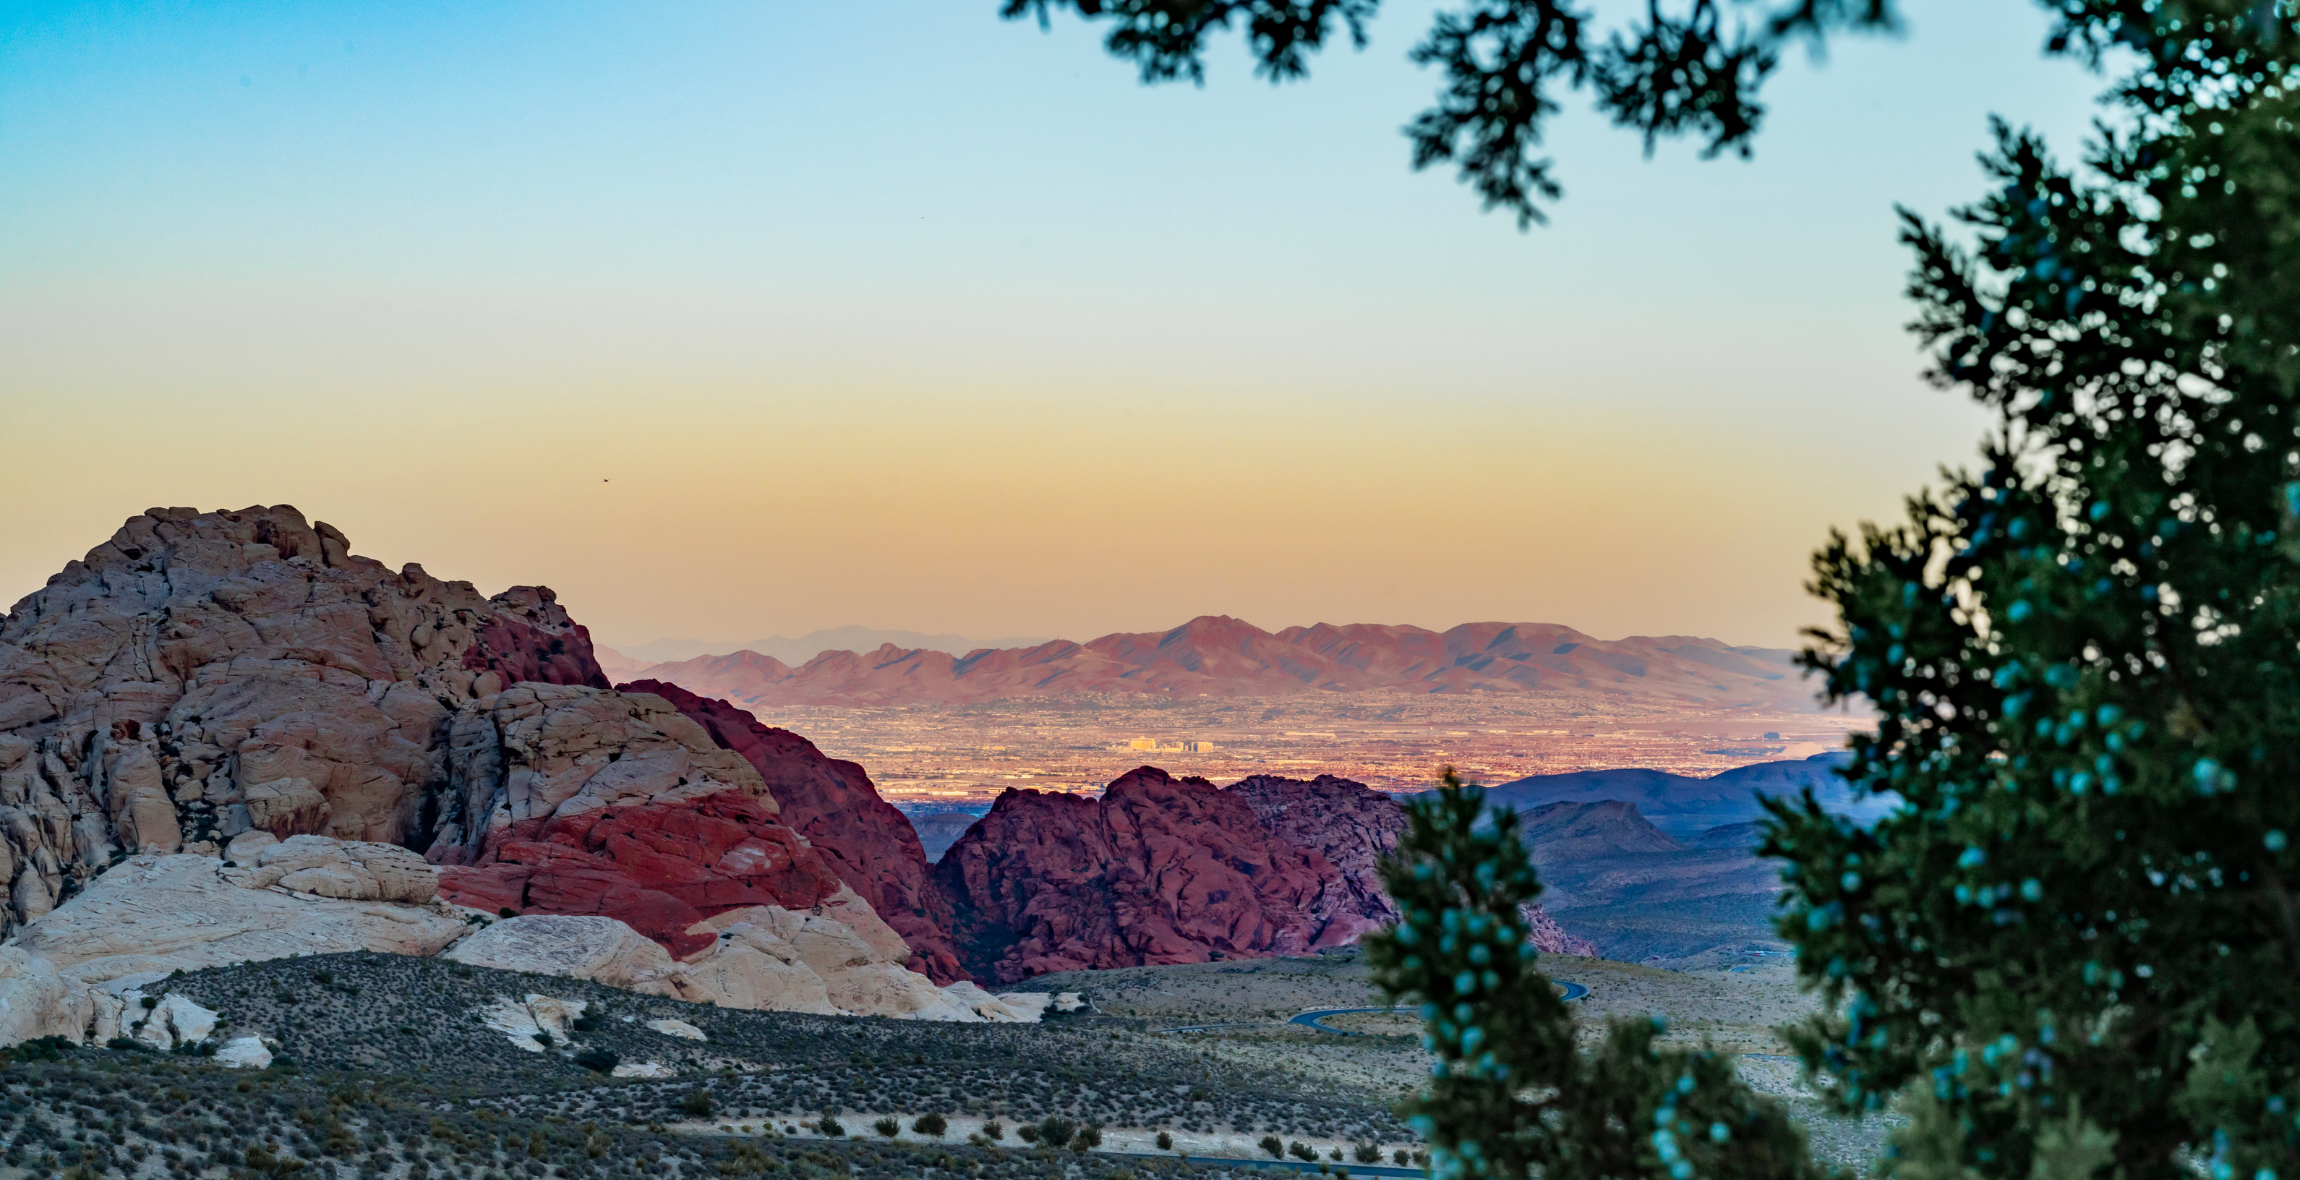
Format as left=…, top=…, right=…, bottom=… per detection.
left=1120, top=738, right=1218, bottom=753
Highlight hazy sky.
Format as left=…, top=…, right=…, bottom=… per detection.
left=2, top=1, right=2111, bottom=650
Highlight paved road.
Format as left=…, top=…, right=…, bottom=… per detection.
left=1287, top=981, right=1589, bottom=1036
left=1100, top=1152, right=1418, bottom=1177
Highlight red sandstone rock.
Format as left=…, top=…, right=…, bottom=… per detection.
left=931, top=766, right=1372, bottom=983
left=618, top=679, right=966, bottom=982
left=437, top=788, right=843, bottom=958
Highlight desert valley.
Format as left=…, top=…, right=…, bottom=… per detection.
left=0, top=507, right=1896, bottom=1180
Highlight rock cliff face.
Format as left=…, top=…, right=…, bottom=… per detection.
left=932, top=766, right=1373, bottom=983
left=616, top=680, right=965, bottom=982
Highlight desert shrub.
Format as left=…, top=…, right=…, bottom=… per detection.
left=911, top=1114, right=946, bottom=1139
left=1354, top=1144, right=1380, bottom=1164
left=1393, top=1150, right=1410, bottom=1166
left=871, top=1118, right=898, bottom=1139
left=983, top=1121, right=1003, bottom=1141
left=1259, top=1137, right=1283, bottom=1158
left=817, top=1118, right=844, bottom=1138
left=1016, top=1125, right=1038, bottom=1144
left=1036, top=1117, right=1075, bottom=1148
left=1156, top=1133, right=1173, bottom=1152
left=1288, top=1141, right=1316, bottom=1161
left=572, top=1048, right=618, bottom=1074
left=679, top=1090, right=714, bottom=1119
left=1076, top=1125, right=1102, bottom=1150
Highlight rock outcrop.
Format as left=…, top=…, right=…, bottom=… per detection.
left=932, top=767, right=1595, bottom=980
left=0, top=509, right=969, bottom=1038
left=0, top=836, right=470, bottom=1042
left=933, top=767, right=1372, bottom=983
left=618, top=680, right=965, bottom=981
left=0, top=505, right=605, bottom=923
left=427, top=684, right=850, bottom=958
left=447, top=911, right=1037, bottom=1022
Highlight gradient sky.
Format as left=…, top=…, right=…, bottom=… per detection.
left=1, top=1, right=2115, bottom=651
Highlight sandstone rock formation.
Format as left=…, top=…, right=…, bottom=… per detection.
left=0, top=836, right=469, bottom=1042
left=427, top=685, right=849, bottom=958
left=0, top=508, right=968, bottom=1038
left=0, top=505, right=605, bottom=926
left=618, top=680, right=964, bottom=981
left=933, top=767, right=1372, bottom=983
left=447, top=911, right=1036, bottom=1022
left=932, top=767, right=1595, bottom=980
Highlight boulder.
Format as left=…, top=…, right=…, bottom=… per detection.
left=477, top=994, right=587, bottom=1052
left=131, top=993, right=219, bottom=1050
left=644, top=1018, right=705, bottom=1041
left=215, top=1035, right=272, bottom=1069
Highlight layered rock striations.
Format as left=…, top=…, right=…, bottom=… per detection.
left=615, top=680, right=964, bottom=982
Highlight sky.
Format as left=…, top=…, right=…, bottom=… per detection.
left=1, top=1, right=2116, bottom=652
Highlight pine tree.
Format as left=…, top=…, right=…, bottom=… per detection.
left=1763, top=6, right=2300, bottom=1180
left=1364, top=771, right=1831, bottom=1180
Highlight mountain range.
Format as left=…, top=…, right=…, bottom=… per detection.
left=597, top=628, right=1050, bottom=673
left=614, top=616, right=1817, bottom=708
left=1478, top=752, right=1893, bottom=837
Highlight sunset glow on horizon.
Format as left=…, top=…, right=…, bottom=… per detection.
left=2, top=0, right=2112, bottom=651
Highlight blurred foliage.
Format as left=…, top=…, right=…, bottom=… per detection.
left=1364, top=770, right=1831, bottom=1180
left=1755, top=4, right=2300, bottom=1180
left=998, top=0, right=1909, bottom=224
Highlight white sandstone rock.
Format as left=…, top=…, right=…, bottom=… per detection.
left=444, top=915, right=712, bottom=1002
left=215, top=1035, right=273, bottom=1069
left=11, top=853, right=466, bottom=980
left=644, top=1018, right=706, bottom=1041
left=478, top=994, right=587, bottom=1052
left=0, top=947, right=84, bottom=1043
left=612, top=1061, right=676, bottom=1079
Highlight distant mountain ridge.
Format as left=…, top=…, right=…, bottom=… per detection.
left=617, top=615, right=1817, bottom=708
left=1478, top=752, right=1892, bottom=837
left=599, top=628, right=1051, bottom=670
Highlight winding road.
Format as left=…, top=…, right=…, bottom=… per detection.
left=1285, top=981, right=1590, bottom=1036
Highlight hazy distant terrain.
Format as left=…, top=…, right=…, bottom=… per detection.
left=600, top=627, right=1051, bottom=671
left=1477, top=756, right=1896, bottom=966
left=616, top=614, right=1819, bottom=710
